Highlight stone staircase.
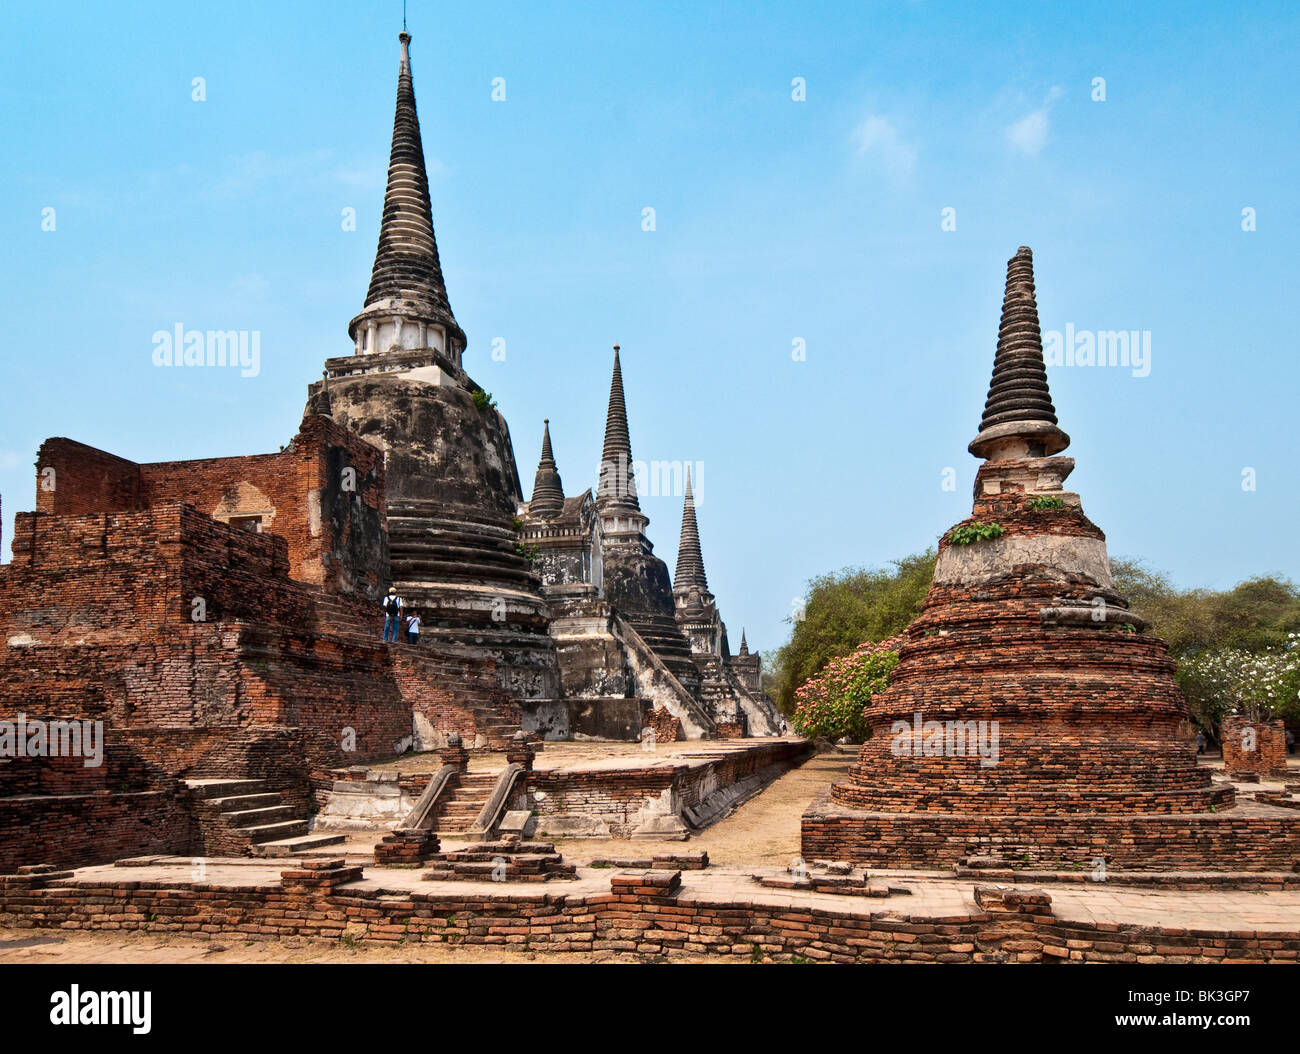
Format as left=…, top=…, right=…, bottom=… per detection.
left=426, top=771, right=499, bottom=837
left=613, top=613, right=715, bottom=738
left=185, top=778, right=345, bottom=858
left=310, top=593, right=383, bottom=641
left=467, top=708, right=524, bottom=751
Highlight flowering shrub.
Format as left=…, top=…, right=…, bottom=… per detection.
left=1177, top=632, right=1300, bottom=727
left=792, top=635, right=903, bottom=741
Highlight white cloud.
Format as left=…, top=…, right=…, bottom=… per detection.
left=1006, top=86, right=1064, bottom=157
left=851, top=115, right=917, bottom=181
left=1007, top=110, right=1050, bottom=155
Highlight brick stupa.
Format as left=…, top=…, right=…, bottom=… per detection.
left=803, top=247, right=1299, bottom=871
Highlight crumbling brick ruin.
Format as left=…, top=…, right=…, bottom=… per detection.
left=1221, top=716, right=1289, bottom=779
left=0, top=404, right=524, bottom=871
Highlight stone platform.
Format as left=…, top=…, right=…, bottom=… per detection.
left=318, top=737, right=814, bottom=844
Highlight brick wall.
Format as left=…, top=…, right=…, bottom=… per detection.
left=33, top=440, right=144, bottom=516
left=0, top=791, right=196, bottom=873
left=3, top=867, right=1297, bottom=963
left=31, top=416, right=388, bottom=601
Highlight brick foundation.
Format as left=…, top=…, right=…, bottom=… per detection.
left=803, top=791, right=1300, bottom=871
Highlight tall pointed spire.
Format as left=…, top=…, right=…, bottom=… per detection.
left=738, top=629, right=749, bottom=656
left=349, top=32, right=466, bottom=359
left=596, top=345, right=639, bottom=510
left=674, top=467, right=708, bottom=590
left=968, top=247, right=1069, bottom=460
left=530, top=419, right=565, bottom=517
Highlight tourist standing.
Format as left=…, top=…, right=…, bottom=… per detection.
left=1196, top=731, right=1206, bottom=755
left=381, top=587, right=404, bottom=643
left=406, top=610, right=421, bottom=645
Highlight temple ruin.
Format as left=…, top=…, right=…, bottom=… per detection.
left=0, top=30, right=792, bottom=878
left=803, top=246, right=1300, bottom=870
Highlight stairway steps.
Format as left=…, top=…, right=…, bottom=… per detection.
left=222, top=805, right=298, bottom=827
left=241, top=819, right=310, bottom=843
left=204, top=793, right=282, bottom=812
left=184, top=778, right=269, bottom=801
left=249, top=833, right=347, bottom=858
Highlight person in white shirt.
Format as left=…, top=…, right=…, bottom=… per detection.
left=405, top=611, right=421, bottom=645
left=381, top=587, right=404, bottom=643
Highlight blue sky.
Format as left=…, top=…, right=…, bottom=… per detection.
left=2, top=1, right=1297, bottom=656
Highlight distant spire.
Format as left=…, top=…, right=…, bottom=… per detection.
left=530, top=419, right=564, bottom=517
left=674, top=467, right=707, bottom=590
left=358, top=31, right=465, bottom=349
left=968, top=246, right=1070, bottom=460
left=738, top=629, right=749, bottom=656
left=596, top=345, right=639, bottom=510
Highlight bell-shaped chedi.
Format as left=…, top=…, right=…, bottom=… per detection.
left=803, top=248, right=1300, bottom=871
left=305, top=32, right=559, bottom=702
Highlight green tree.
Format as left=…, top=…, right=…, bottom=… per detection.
left=769, top=550, right=935, bottom=714
left=1111, top=559, right=1300, bottom=656
left=1111, top=558, right=1300, bottom=735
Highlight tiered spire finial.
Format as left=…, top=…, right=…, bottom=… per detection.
left=738, top=629, right=749, bottom=656
left=968, top=246, right=1070, bottom=460
left=674, top=467, right=708, bottom=590
left=530, top=419, right=565, bottom=517
left=356, top=31, right=464, bottom=349
left=596, top=345, right=639, bottom=510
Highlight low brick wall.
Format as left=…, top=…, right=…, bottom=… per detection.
left=531, top=739, right=813, bottom=837
left=0, top=790, right=196, bottom=873
left=802, top=792, right=1300, bottom=871
left=2, top=865, right=1297, bottom=963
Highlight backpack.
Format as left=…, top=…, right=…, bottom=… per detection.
left=384, top=596, right=399, bottom=615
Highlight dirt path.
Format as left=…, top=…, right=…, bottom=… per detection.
left=0, top=930, right=701, bottom=965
